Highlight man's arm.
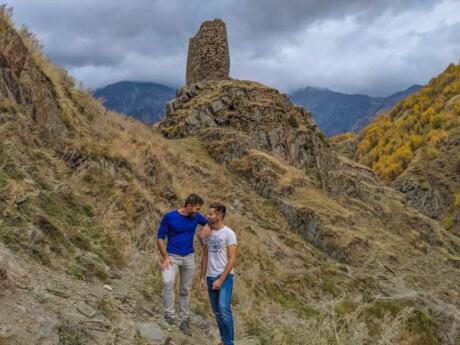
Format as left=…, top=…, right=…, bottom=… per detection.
left=157, top=215, right=172, bottom=271
left=199, top=245, right=208, bottom=291
left=197, top=214, right=211, bottom=240
left=157, top=238, right=172, bottom=271
left=157, top=238, right=169, bottom=259
left=212, top=244, right=237, bottom=290
left=199, top=223, right=212, bottom=239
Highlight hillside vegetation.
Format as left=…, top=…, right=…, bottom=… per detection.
left=356, top=64, right=459, bottom=182
left=355, top=64, right=459, bottom=227
left=0, top=8, right=459, bottom=345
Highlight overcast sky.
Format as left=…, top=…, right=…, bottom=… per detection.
left=7, top=0, right=460, bottom=96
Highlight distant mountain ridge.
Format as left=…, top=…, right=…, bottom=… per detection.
left=289, top=84, right=422, bottom=136
left=94, top=81, right=176, bottom=124
left=94, top=81, right=421, bottom=133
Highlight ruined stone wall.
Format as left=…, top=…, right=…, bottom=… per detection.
left=186, top=19, right=230, bottom=85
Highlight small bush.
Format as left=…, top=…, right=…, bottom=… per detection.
left=288, top=115, right=299, bottom=128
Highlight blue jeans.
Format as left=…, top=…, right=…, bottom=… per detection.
left=207, top=274, right=234, bottom=345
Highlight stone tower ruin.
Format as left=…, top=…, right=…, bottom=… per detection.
left=186, top=19, right=230, bottom=85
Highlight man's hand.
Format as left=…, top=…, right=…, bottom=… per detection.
left=200, top=224, right=212, bottom=241
left=212, top=278, right=223, bottom=290
left=160, top=255, right=172, bottom=272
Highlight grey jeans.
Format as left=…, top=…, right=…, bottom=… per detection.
left=161, top=253, right=195, bottom=321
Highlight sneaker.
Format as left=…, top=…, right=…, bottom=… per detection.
left=165, top=315, right=178, bottom=325
left=179, top=319, right=192, bottom=335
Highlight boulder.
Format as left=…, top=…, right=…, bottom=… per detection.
left=136, top=322, right=168, bottom=344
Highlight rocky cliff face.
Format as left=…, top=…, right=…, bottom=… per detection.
left=328, top=132, right=358, bottom=160
left=0, top=18, right=66, bottom=133
left=161, top=80, right=330, bottom=177
left=393, top=126, right=460, bottom=223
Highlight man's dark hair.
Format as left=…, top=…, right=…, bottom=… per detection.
left=210, top=202, right=226, bottom=218
left=184, top=193, right=204, bottom=207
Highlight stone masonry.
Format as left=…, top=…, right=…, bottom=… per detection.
left=186, top=19, right=230, bottom=85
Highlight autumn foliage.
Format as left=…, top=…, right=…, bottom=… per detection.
left=356, top=63, right=460, bottom=183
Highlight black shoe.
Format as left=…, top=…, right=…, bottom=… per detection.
left=179, top=320, right=192, bottom=335
left=165, top=315, right=177, bottom=325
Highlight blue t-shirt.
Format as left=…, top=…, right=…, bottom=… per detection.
left=157, top=209, right=208, bottom=255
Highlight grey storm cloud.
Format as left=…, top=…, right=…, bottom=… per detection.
left=6, top=0, right=460, bottom=95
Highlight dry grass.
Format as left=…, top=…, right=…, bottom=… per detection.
left=1, top=12, right=458, bottom=343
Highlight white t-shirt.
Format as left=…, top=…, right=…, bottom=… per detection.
left=205, top=226, right=237, bottom=277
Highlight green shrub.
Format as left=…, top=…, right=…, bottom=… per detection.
left=288, top=115, right=299, bottom=128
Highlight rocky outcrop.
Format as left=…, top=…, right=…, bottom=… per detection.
left=328, top=133, right=358, bottom=160
left=0, top=18, right=64, bottom=132
left=160, top=80, right=332, bottom=186
left=159, top=79, right=456, bottom=265
left=186, top=19, right=230, bottom=85
left=0, top=18, right=28, bottom=102
left=393, top=127, right=460, bottom=225
left=394, top=169, right=452, bottom=220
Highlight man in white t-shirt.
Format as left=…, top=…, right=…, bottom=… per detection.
left=200, top=203, right=237, bottom=345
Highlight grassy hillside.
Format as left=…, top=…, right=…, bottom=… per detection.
left=356, top=64, right=459, bottom=182
left=355, top=64, right=459, bottom=227
left=1, top=8, right=459, bottom=345
left=159, top=77, right=460, bottom=344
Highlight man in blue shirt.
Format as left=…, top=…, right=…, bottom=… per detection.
left=157, top=193, right=210, bottom=335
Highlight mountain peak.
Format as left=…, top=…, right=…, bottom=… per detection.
left=93, top=81, right=175, bottom=124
